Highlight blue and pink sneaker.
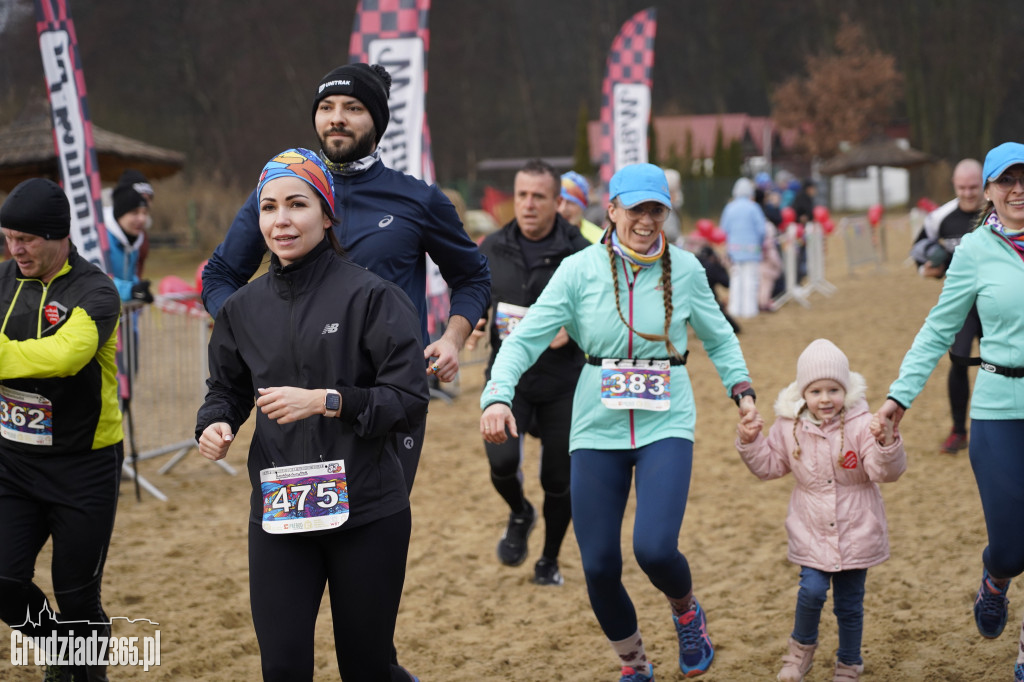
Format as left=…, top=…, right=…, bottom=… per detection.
left=619, top=664, right=654, bottom=681
left=974, top=569, right=1010, bottom=639
left=673, top=599, right=714, bottom=677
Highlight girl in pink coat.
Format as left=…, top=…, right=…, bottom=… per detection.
left=736, top=339, right=906, bottom=682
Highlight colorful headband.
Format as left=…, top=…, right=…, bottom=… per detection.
left=561, top=171, right=590, bottom=210
left=257, top=148, right=335, bottom=218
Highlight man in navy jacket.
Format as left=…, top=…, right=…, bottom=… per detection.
left=202, top=63, right=490, bottom=493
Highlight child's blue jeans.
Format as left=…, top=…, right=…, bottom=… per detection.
left=791, top=566, right=867, bottom=665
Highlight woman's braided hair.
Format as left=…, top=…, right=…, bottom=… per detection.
left=605, top=210, right=683, bottom=361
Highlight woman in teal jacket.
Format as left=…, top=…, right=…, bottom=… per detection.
left=481, top=164, right=754, bottom=682
left=876, top=142, right=1024, bottom=682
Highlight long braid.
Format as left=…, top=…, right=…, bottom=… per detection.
left=658, top=248, right=683, bottom=360
left=792, top=404, right=807, bottom=459
left=605, top=225, right=683, bottom=360
left=836, top=406, right=847, bottom=466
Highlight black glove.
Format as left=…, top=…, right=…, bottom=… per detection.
left=130, top=280, right=154, bottom=304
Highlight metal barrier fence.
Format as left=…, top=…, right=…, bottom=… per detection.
left=120, top=293, right=235, bottom=501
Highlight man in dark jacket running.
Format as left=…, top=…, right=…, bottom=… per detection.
left=467, top=159, right=590, bottom=586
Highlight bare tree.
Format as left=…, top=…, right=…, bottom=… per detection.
left=771, top=16, right=902, bottom=159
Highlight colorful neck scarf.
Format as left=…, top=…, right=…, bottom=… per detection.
left=986, top=211, right=1024, bottom=253
left=319, top=148, right=381, bottom=176
left=609, top=229, right=665, bottom=269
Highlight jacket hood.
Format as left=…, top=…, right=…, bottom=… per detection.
left=773, top=371, right=868, bottom=420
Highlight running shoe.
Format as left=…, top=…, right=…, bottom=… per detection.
left=974, top=569, right=1010, bottom=638
left=496, top=500, right=536, bottom=566
left=619, top=664, right=654, bottom=681
left=940, top=431, right=968, bottom=454
left=673, top=599, right=714, bottom=677
left=532, top=556, right=564, bottom=586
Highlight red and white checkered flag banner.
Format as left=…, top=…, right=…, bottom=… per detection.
left=349, top=0, right=435, bottom=184
left=34, top=0, right=109, bottom=272
left=598, top=7, right=658, bottom=190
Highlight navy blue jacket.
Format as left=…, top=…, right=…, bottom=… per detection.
left=202, top=159, right=490, bottom=346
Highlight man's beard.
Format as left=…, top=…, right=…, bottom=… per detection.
left=320, top=127, right=376, bottom=165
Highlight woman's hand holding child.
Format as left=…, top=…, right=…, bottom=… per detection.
left=737, top=407, right=764, bottom=444
left=870, top=411, right=896, bottom=446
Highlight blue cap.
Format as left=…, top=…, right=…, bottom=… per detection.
left=983, top=142, right=1024, bottom=185
left=609, top=163, right=670, bottom=208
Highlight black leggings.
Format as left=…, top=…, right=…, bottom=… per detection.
left=248, top=508, right=412, bottom=682
left=0, top=444, right=122, bottom=639
left=483, top=390, right=573, bottom=560
left=949, top=304, right=982, bottom=435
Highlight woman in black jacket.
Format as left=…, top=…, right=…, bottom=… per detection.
left=196, top=148, right=429, bottom=682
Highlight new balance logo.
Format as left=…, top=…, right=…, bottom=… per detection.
left=322, top=323, right=339, bottom=334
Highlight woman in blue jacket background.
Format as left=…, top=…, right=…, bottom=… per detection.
left=876, top=142, right=1024, bottom=682
left=480, top=163, right=755, bottom=682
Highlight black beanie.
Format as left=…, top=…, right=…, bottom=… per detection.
left=113, top=184, right=147, bottom=221
left=0, top=178, right=70, bottom=240
left=311, top=63, right=392, bottom=143
left=117, top=169, right=154, bottom=198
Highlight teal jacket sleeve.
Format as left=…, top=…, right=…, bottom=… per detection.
left=683, top=253, right=752, bottom=396
left=888, top=234, right=979, bottom=407
left=481, top=260, right=575, bottom=409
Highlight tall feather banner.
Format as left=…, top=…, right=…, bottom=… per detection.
left=34, top=0, right=108, bottom=271
left=598, top=7, right=658, bottom=189
left=349, top=0, right=434, bottom=184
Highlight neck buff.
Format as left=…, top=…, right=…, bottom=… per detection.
left=609, top=229, right=665, bottom=269
left=319, top=148, right=381, bottom=176
left=986, top=210, right=1024, bottom=253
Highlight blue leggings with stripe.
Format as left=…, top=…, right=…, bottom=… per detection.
left=571, top=438, right=693, bottom=641
left=969, top=420, right=1024, bottom=579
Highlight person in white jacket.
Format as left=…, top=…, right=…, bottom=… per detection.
left=737, top=339, right=906, bottom=682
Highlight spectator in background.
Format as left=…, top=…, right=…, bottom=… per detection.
left=114, top=170, right=155, bottom=274
left=755, top=187, right=784, bottom=311
left=910, top=159, right=985, bottom=454
left=103, top=184, right=153, bottom=304
left=661, top=168, right=684, bottom=245
left=792, top=179, right=818, bottom=225
left=720, top=177, right=766, bottom=319
left=558, top=171, right=604, bottom=244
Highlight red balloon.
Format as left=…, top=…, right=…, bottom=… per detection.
left=822, top=218, right=836, bottom=235
left=813, top=205, right=830, bottom=224
left=195, top=259, right=209, bottom=293
left=158, top=275, right=196, bottom=296
left=867, top=204, right=884, bottom=226
left=916, top=197, right=938, bottom=213
left=695, top=218, right=715, bottom=236
left=780, top=206, right=796, bottom=229
left=708, top=227, right=727, bottom=245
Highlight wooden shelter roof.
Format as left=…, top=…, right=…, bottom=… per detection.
left=0, top=101, right=184, bottom=192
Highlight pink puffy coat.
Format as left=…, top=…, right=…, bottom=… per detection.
left=736, top=373, right=906, bottom=572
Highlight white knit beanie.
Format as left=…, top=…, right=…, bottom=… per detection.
left=796, top=338, right=850, bottom=394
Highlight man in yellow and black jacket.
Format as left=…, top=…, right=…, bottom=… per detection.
left=0, top=178, right=123, bottom=682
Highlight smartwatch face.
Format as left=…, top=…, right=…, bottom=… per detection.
left=326, top=392, right=341, bottom=411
